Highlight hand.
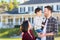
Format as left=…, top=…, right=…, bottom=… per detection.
left=40, top=33, right=46, bottom=38
left=46, top=32, right=54, bottom=36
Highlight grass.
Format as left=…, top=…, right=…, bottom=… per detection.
left=0, top=37, right=60, bottom=40
left=55, top=37, right=60, bottom=40
left=0, top=25, right=60, bottom=40
left=0, top=38, right=21, bottom=40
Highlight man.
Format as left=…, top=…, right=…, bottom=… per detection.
left=34, top=7, right=45, bottom=40
left=42, top=6, right=58, bottom=40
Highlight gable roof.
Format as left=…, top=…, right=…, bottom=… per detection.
left=20, top=0, right=60, bottom=5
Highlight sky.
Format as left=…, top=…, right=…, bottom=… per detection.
left=0, top=0, right=30, bottom=4
left=0, top=0, right=23, bottom=2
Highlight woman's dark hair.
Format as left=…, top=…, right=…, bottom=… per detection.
left=21, top=20, right=29, bottom=32
left=35, top=7, right=42, bottom=13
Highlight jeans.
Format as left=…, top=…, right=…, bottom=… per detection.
left=36, top=37, right=41, bottom=40
left=35, top=29, right=43, bottom=40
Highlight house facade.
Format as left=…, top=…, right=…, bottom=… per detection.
left=18, top=0, right=60, bottom=13
left=0, top=0, right=60, bottom=28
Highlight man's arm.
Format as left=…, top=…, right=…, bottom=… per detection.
left=39, top=18, right=58, bottom=37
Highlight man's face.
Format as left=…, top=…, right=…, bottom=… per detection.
left=44, top=8, right=49, bottom=17
left=37, top=10, right=42, bottom=16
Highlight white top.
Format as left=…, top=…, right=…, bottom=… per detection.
left=34, top=16, right=43, bottom=30
left=41, top=19, right=48, bottom=40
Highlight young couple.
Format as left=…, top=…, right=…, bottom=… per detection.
left=20, top=6, right=58, bottom=40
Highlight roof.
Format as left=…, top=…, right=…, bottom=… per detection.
left=20, top=0, right=60, bottom=5
left=4, top=8, right=29, bottom=14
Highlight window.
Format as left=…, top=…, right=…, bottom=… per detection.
left=28, top=17, right=31, bottom=23
left=28, top=7, right=34, bottom=12
left=40, top=6, right=43, bottom=11
left=15, top=18, right=19, bottom=25
left=20, top=7, right=26, bottom=13
left=32, top=18, right=34, bottom=24
left=20, top=18, right=22, bottom=24
left=32, top=7, right=34, bottom=11
left=23, top=7, right=25, bottom=13
left=8, top=19, right=13, bottom=25
left=20, top=7, right=22, bottom=13
left=28, top=7, right=31, bottom=12
left=51, top=5, right=53, bottom=11
left=37, top=6, right=43, bottom=11
left=57, top=5, right=60, bottom=11
left=23, top=18, right=25, bottom=21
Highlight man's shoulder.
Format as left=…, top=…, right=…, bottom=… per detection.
left=51, top=17, right=57, bottom=21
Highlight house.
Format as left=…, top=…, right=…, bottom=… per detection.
left=18, top=0, right=60, bottom=13
left=0, top=0, right=60, bottom=28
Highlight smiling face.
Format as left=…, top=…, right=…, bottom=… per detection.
left=44, top=8, right=49, bottom=17
left=44, top=6, right=52, bottom=18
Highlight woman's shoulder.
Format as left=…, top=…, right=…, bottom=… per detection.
left=22, top=32, right=29, bottom=36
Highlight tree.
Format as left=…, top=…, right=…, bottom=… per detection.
left=8, top=0, right=14, bottom=11
left=13, top=0, right=18, bottom=8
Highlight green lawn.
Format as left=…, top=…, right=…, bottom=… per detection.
left=55, top=37, right=60, bottom=40
left=0, top=37, right=60, bottom=40
left=0, top=38, right=21, bottom=40
left=0, top=25, right=60, bottom=40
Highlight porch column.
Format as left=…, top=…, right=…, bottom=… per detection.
left=19, top=18, right=20, bottom=25
left=18, top=7, right=20, bottom=13
left=22, top=16, right=24, bottom=22
left=30, top=15, right=32, bottom=24
left=13, top=16, right=15, bottom=25
left=6, top=17, right=8, bottom=24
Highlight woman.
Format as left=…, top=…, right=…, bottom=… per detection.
left=20, top=20, right=36, bottom=40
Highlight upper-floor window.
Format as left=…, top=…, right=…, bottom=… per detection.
left=20, top=7, right=25, bottom=13
left=28, top=7, right=34, bottom=12
left=57, top=5, right=60, bottom=11
left=37, top=6, right=43, bottom=11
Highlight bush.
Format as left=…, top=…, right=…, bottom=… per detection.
left=0, top=28, right=21, bottom=38
left=14, top=25, right=20, bottom=28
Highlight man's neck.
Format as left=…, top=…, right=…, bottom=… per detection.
left=47, top=14, right=52, bottom=19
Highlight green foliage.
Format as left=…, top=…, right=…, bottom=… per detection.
left=0, top=28, right=21, bottom=38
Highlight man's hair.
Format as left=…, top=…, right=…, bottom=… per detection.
left=45, top=6, right=53, bottom=12
left=35, top=7, right=42, bottom=13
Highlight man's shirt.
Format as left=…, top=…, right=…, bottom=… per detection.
left=46, top=16, right=58, bottom=40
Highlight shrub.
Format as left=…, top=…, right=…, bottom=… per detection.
left=0, top=28, right=21, bottom=38
left=14, top=25, right=20, bottom=28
